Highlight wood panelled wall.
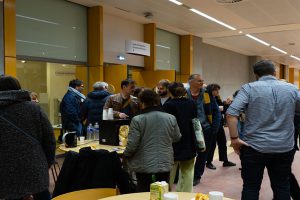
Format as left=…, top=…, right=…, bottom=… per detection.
left=3, top=0, right=16, bottom=76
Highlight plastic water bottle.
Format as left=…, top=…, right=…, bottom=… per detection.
left=94, top=122, right=99, bottom=141
left=87, top=123, right=94, bottom=140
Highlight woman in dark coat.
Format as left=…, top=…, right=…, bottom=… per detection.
left=0, top=75, right=56, bottom=200
left=163, top=82, right=197, bottom=192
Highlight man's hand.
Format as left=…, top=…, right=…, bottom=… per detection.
left=230, top=138, right=249, bottom=155
left=119, top=112, right=129, bottom=119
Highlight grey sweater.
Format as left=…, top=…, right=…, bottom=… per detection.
left=0, top=90, right=56, bottom=199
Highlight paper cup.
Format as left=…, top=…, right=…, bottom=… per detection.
left=209, top=191, right=223, bottom=200
left=79, top=136, right=85, bottom=143
left=163, top=193, right=178, bottom=200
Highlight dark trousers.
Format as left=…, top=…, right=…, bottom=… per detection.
left=135, top=172, right=170, bottom=192
left=194, top=128, right=213, bottom=180
left=207, top=126, right=228, bottom=163
left=290, top=172, right=300, bottom=199
left=240, top=146, right=295, bottom=200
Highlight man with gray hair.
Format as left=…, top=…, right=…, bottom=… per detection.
left=81, top=81, right=111, bottom=126
left=226, top=60, right=300, bottom=199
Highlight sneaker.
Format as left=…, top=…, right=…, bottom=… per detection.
left=223, top=161, right=236, bottom=167
left=206, top=163, right=217, bottom=170
left=193, top=178, right=201, bottom=186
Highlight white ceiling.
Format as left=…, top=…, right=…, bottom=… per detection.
left=69, top=0, right=300, bottom=67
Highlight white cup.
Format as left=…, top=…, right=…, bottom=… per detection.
left=163, top=193, right=178, bottom=200
left=79, top=136, right=85, bottom=143
left=108, top=108, right=114, bottom=120
left=103, top=109, right=108, bottom=120
left=219, top=106, right=224, bottom=112
left=209, top=191, right=224, bottom=200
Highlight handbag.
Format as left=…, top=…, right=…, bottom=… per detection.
left=192, top=118, right=206, bottom=152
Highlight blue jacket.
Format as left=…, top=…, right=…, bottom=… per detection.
left=186, top=88, right=221, bottom=134
left=60, top=90, right=83, bottom=135
left=81, top=90, right=111, bottom=125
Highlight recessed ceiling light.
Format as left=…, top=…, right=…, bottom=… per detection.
left=190, top=8, right=236, bottom=30
left=62, top=64, right=67, bottom=67
left=290, top=55, right=300, bottom=61
left=245, top=34, right=270, bottom=46
left=169, top=0, right=183, bottom=5
left=21, top=60, right=26, bottom=63
left=271, top=46, right=287, bottom=54
left=239, top=31, right=243, bottom=34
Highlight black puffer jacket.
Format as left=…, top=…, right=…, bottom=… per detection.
left=0, top=90, right=56, bottom=199
left=81, top=90, right=111, bottom=125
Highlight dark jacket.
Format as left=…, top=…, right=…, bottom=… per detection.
left=164, top=98, right=197, bottom=161
left=81, top=90, right=111, bottom=125
left=0, top=90, right=56, bottom=199
left=60, top=90, right=83, bottom=135
left=52, top=148, right=134, bottom=197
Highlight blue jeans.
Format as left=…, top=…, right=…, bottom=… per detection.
left=240, top=146, right=295, bottom=200
left=194, top=128, right=213, bottom=180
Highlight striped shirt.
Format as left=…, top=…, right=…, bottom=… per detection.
left=227, top=75, right=300, bottom=153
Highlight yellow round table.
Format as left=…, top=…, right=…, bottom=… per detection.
left=59, top=140, right=125, bottom=154
left=99, top=192, right=234, bottom=200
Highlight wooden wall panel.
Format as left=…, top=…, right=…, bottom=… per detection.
left=180, top=35, right=193, bottom=76
left=288, top=67, right=294, bottom=84
left=4, top=0, right=16, bottom=58
left=88, top=66, right=104, bottom=92
left=104, top=64, right=127, bottom=94
left=75, top=65, right=88, bottom=95
left=144, top=23, right=156, bottom=71
left=88, top=6, right=103, bottom=67
left=3, top=0, right=16, bottom=76
left=4, top=57, right=16, bottom=77
left=132, top=70, right=176, bottom=89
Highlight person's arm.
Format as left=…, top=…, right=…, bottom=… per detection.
left=211, top=97, right=221, bottom=134
left=39, top=108, right=56, bottom=167
left=226, top=85, right=250, bottom=155
left=123, top=118, right=141, bottom=158
left=170, top=116, right=182, bottom=142
left=80, top=100, right=88, bottom=122
left=226, top=114, right=248, bottom=155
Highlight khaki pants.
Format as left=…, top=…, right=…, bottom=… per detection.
left=169, top=157, right=195, bottom=192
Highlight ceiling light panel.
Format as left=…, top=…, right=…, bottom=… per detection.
left=189, top=8, right=236, bottom=30
left=271, top=46, right=287, bottom=54
left=169, top=0, right=183, bottom=5
left=245, top=34, right=270, bottom=46
left=290, top=55, right=300, bottom=61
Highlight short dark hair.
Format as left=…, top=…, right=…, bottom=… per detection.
left=0, top=75, right=21, bottom=91
left=121, top=79, right=135, bottom=89
left=253, top=60, right=275, bottom=77
left=168, top=82, right=186, bottom=97
left=133, top=87, right=144, bottom=98
left=138, top=89, right=160, bottom=107
left=69, top=79, right=83, bottom=88
left=206, top=84, right=221, bottom=95
left=158, top=79, right=170, bottom=88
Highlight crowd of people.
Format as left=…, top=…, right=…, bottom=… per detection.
left=1, top=59, right=300, bottom=199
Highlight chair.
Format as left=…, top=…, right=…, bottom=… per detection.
left=50, top=161, right=61, bottom=184
left=52, top=188, right=116, bottom=200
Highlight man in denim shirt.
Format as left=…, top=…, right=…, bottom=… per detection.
left=226, top=60, right=300, bottom=200
left=186, top=74, right=221, bottom=186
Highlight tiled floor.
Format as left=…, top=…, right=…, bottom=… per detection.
left=50, top=128, right=300, bottom=200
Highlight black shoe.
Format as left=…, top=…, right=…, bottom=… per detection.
left=223, top=161, right=236, bottom=167
left=193, top=178, right=200, bottom=186
left=206, top=163, right=217, bottom=170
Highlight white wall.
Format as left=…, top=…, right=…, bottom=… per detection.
left=194, top=37, right=250, bottom=99
left=103, top=13, right=144, bottom=67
